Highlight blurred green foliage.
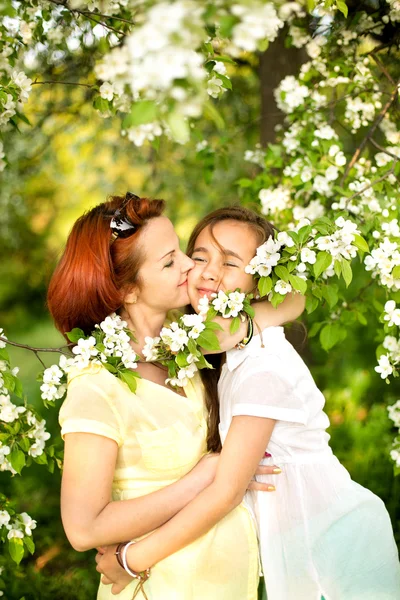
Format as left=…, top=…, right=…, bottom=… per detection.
left=0, top=37, right=399, bottom=600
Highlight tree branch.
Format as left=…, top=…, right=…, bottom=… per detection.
left=32, top=80, right=95, bottom=89
left=340, top=79, right=400, bottom=185
left=47, top=0, right=129, bottom=35
left=344, top=162, right=397, bottom=203
left=0, top=336, right=72, bottom=356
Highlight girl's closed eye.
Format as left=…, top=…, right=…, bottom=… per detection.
left=192, top=256, right=206, bottom=263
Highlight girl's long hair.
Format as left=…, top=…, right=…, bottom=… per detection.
left=186, top=206, right=275, bottom=452
left=47, top=194, right=165, bottom=337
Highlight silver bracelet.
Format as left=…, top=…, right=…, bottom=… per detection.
left=121, top=540, right=150, bottom=581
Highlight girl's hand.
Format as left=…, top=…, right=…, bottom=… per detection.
left=253, top=292, right=305, bottom=329
left=95, top=544, right=133, bottom=595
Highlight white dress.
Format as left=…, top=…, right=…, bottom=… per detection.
left=218, top=326, right=400, bottom=600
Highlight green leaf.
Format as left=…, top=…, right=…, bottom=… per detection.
left=353, top=234, right=369, bottom=253
left=204, top=320, right=223, bottom=331
left=9, top=448, right=25, bottom=475
left=340, top=259, right=352, bottom=287
left=176, top=351, right=188, bottom=368
left=392, top=265, right=400, bottom=279
left=34, top=452, right=48, bottom=465
left=13, top=377, right=23, bottom=399
left=18, top=438, right=30, bottom=453
left=288, top=275, right=307, bottom=295
left=308, top=322, right=323, bottom=338
left=274, top=265, right=290, bottom=282
left=258, top=276, right=272, bottom=298
left=320, top=322, right=347, bottom=351
left=2, top=371, right=15, bottom=392
left=0, top=347, right=10, bottom=361
left=103, top=363, right=117, bottom=374
left=8, top=538, right=24, bottom=565
left=24, top=536, right=35, bottom=555
left=243, top=304, right=255, bottom=319
left=356, top=311, right=367, bottom=326
left=313, top=252, right=332, bottom=278
left=313, top=217, right=334, bottom=236
left=118, top=369, right=139, bottom=393
left=197, top=330, right=220, bottom=352
left=218, top=74, right=232, bottom=91
left=166, top=111, right=190, bottom=144
left=66, top=328, right=85, bottom=343
left=320, top=285, right=339, bottom=309
left=336, top=0, right=348, bottom=17
left=270, top=293, right=286, bottom=308
left=122, top=100, right=157, bottom=128
left=306, top=295, right=319, bottom=314
left=188, top=338, right=199, bottom=356
left=334, top=260, right=342, bottom=278
left=230, top=317, right=241, bottom=334
left=297, top=225, right=312, bottom=244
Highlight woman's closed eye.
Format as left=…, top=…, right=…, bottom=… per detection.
left=164, top=260, right=175, bottom=268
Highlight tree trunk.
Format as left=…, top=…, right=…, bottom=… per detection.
left=259, top=30, right=307, bottom=146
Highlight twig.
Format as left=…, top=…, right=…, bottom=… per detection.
left=370, top=54, right=395, bottom=86
left=0, top=336, right=72, bottom=356
left=32, top=80, right=95, bottom=89
left=47, top=0, right=128, bottom=35
left=340, top=80, right=400, bottom=185
left=344, top=162, right=397, bottom=202
left=369, top=138, right=400, bottom=161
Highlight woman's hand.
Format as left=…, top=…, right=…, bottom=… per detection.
left=95, top=544, right=133, bottom=595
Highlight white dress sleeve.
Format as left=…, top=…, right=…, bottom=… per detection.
left=231, top=369, right=307, bottom=425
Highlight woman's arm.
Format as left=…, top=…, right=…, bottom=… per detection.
left=211, top=292, right=305, bottom=352
left=61, top=432, right=220, bottom=552
left=100, top=415, right=275, bottom=573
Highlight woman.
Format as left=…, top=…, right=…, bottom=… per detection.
left=96, top=206, right=400, bottom=600
left=49, top=194, right=301, bottom=600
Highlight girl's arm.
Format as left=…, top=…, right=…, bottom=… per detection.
left=213, top=292, right=305, bottom=352
left=61, top=432, right=220, bottom=552
left=100, top=415, right=275, bottom=574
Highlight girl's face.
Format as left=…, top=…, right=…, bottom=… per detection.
left=188, top=220, right=259, bottom=310
left=132, top=216, right=194, bottom=312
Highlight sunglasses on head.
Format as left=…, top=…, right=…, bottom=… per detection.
left=110, top=192, right=140, bottom=240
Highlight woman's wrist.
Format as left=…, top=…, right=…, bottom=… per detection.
left=126, top=539, right=152, bottom=574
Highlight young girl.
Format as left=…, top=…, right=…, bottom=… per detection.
left=97, top=206, right=400, bottom=599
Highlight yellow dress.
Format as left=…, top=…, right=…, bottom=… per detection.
left=59, top=363, right=259, bottom=600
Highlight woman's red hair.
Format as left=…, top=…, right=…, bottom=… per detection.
left=47, top=195, right=165, bottom=336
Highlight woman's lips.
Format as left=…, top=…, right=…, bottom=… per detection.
left=178, top=279, right=188, bottom=287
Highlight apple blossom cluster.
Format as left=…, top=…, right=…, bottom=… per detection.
left=142, top=310, right=215, bottom=388
left=0, top=492, right=37, bottom=567
left=245, top=217, right=363, bottom=305
left=0, top=71, right=32, bottom=135
left=364, top=235, right=400, bottom=292
left=375, top=301, right=400, bottom=381
left=387, top=400, right=400, bottom=469
left=92, top=0, right=284, bottom=145
left=0, top=341, right=52, bottom=474
left=39, top=313, right=140, bottom=402
left=143, top=291, right=255, bottom=387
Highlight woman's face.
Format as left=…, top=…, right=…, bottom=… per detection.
left=188, top=220, right=259, bottom=310
left=133, top=216, right=194, bottom=312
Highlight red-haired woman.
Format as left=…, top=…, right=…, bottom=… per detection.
left=49, top=194, right=300, bottom=600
